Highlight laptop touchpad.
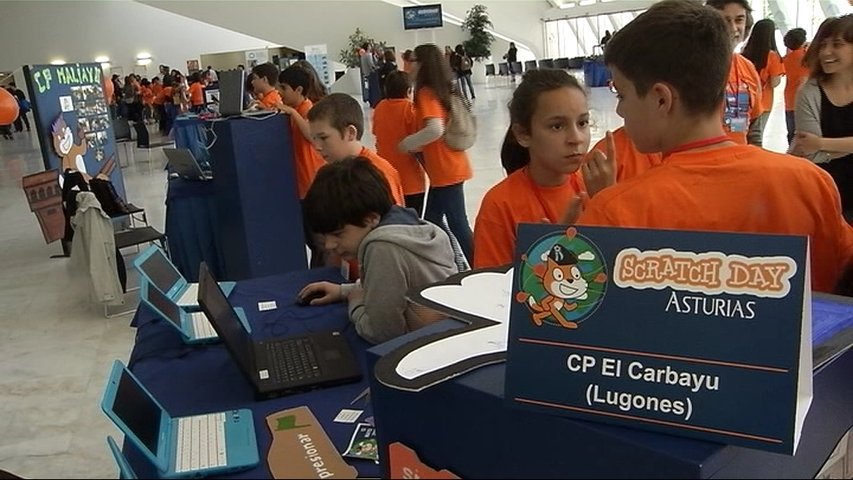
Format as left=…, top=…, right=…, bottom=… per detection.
left=324, top=350, right=341, bottom=361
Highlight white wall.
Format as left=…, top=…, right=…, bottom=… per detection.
left=140, top=0, right=550, bottom=66
left=0, top=1, right=274, bottom=76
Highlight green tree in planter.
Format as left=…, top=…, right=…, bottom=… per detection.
left=339, top=28, right=387, bottom=69
left=461, top=4, right=494, bottom=60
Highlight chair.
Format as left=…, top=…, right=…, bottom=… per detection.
left=524, top=60, right=538, bottom=72
left=485, top=64, right=496, bottom=76
left=554, top=57, right=570, bottom=70
left=511, top=61, right=523, bottom=75
left=539, top=58, right=555, bottom=69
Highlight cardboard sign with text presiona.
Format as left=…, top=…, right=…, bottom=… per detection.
left=505, top=224, right=812, bottom=455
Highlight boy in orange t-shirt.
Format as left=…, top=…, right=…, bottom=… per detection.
left=570, top=0, right=853, bottom=293
left=188, top=73, right=205, bottom=113
left=275, top=66, right=326, bottom=200
left=275, top=65, right=330, bottom=268
left=250, top=62, right=283, bottom=110
left=589, top=127, right=662, bottom=182
left=782, top=28, right=809, bottom=144
left=372, top=71, right=425, bottom=210
left=307, top=93, right=405, bottom=207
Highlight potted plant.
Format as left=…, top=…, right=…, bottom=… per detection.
left=461, top=4, right=494, bottom=83
left=339, top=28, right=388, bottom=97
left=339, top=28, right=387, bottom=69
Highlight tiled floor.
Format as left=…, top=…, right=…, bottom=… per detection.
left=0, top=77, right=791, bottom=479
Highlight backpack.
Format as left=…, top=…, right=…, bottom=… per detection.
left=18, top=98, right=30, bottom=113
left=444, top=92, right=476, bottom=151
left=460, top=55, right=473, bottom=71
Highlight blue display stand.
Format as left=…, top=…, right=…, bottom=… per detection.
left=583, top=59, right=612, bottom=88
left=209, top=114, right=307, bottom=280
left=367, top=294, right=853, bottom=478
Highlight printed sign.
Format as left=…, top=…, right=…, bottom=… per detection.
left=266, top=406, right=357, bottom=479
left=23, top=63, right=126, bottom=199
left=505, top=224, right=812, bottom=455
left=403, top=4, right=444, bottom=30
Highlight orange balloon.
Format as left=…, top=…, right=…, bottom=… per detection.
left=0, top=87, right=19, bottom=125
left=102, top=75, right=115, bottom=105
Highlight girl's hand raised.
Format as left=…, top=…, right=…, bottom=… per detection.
left=582, top=130, right=616, bottom=198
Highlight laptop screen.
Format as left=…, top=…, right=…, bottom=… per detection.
left=113, top=368, right=162, bottom=456
left=146, top=283, right=182, bottom=327
left=198, top=263, right=255, bottom=377
left=140, top=250, right=181, bottom=294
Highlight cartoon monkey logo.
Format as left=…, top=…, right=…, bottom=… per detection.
left=516, top=227, right=607, bottom=329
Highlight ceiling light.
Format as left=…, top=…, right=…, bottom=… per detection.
left=137, top=59, right=152, bottom=66
left=50, top=59, right=66, bottom=65
left=95, top=55, right=110, bottom=63
left=136, top=52, right=152, bottom=60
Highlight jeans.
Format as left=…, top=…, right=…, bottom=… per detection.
left=747, top=112, right=770, bottom=147
left=457, top=74, right=475, bottom=99
left=424, top=182, right=473, bottom=265
left=785, top=110, right=795, bottom=145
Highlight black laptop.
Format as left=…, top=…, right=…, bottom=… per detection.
left=197, top=263, right=362, bottom=400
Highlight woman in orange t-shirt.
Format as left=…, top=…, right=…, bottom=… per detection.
left=782, top=28, right=809, bottom=144
left=474, top=70, right=590, bottom=268
left=400, top=44, right=474, bottom=266
left=742, top=19, right=785, bottom=147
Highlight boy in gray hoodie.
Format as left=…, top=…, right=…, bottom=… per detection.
left=297, top=156, right=458, bottom=344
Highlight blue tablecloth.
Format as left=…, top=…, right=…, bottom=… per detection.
left=165, top=178, right=225, bottom=282
left=124, top=267, right=379, bottom=478
left=173, top=116, right=212, bottom=169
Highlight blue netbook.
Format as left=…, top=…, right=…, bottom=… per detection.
left=101, top=361, right=259, bottom=478
left=140, top=281, right=252, bottom=345
left=132, top=245, right=235, bottom=309
left=107, top=435, right=138, bottom=479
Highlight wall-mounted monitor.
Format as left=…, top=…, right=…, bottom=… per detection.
left=403, top=4, right=443, bottom=30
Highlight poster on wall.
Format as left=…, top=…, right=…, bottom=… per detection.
left=23, top=63, right=127, bottom=199
left=304, top=44, right=331, bottom=88
left=186, top=59, right=200, bottom=73
left=245, top=49, right=269, bottom=68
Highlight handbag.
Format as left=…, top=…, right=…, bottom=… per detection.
left=444, top=91, right=477, bottom=151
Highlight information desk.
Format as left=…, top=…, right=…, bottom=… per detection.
left=368, top=294, right=853, bottom=478
left=123, top=267, right=379, bottom=478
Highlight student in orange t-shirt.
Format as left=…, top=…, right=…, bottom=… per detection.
left=187, top=72, right=205, bottom=113
left=250, top=62, right=282, bottom=110
left=707, top=0, right=762, bottom=145
left=307, top=93, right=405, bottom=206
left=400, top=44, right=475, bottom=265
left=139, top=78, right=154, bottom=122
left=372, top=71, right=426, bottom=211
left=590, top=127, right=662, bottom=182
left=742, top=19, right=785, bottom=146
left=782, top=28, right=809, bottom=144
left=275, top=65, right=329, bottom=268
left=474, top=69, right=594, bottom=269
left=567, top=0, right=853, bottom=293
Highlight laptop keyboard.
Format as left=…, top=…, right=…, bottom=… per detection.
left=190, top=312, right=217, bottom=339
left=175, top=413, right=227, bottom=473
left=265, top=338, right=322, bottom=383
